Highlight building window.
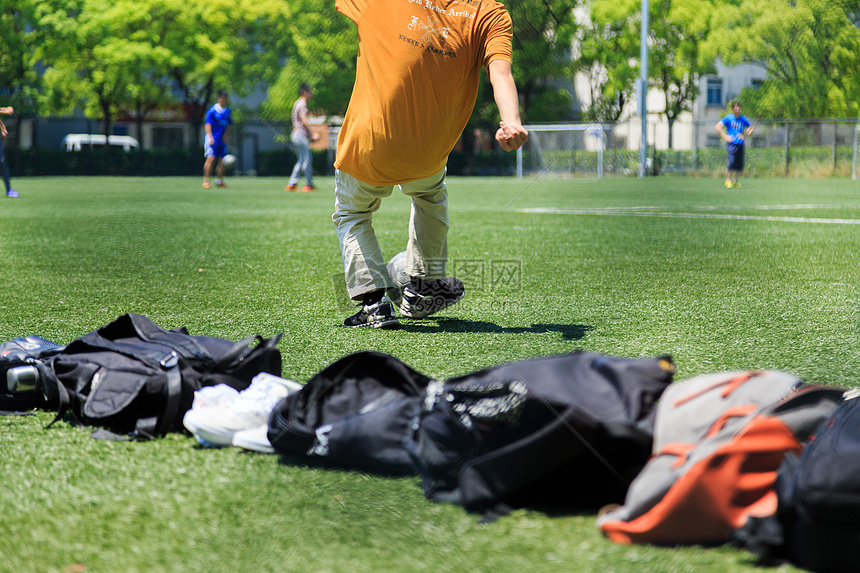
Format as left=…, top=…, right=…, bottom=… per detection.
left=751, top=79, right=764, bottom=90
left=706, top=78, right=723, bottom=106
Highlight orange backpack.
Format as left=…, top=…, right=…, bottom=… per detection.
left=597, top=370, right=843, bottom=545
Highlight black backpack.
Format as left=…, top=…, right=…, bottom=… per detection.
left=268, top=351, right=432, bottom=476
left=733, top=390, right=859, bottom=572
left=3, top=313, right=283, bottom=438
left=268, top=349, right=674, bottom=520
left=406, top=351, right=676, bottom=519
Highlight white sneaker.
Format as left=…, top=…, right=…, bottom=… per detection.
left=183, top=373, right=302, bottom=447
left=232, top=424, right=275, bottom=453
left=183, top=384, right=241, bottom=446
left=190, top=383, right=240, bottom=410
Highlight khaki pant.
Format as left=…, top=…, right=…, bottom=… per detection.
left=333, top=168, right=449, bottom=300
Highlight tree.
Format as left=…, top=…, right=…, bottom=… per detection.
left=34, top=0, right=178, bottom=141
left=576, top=0, right=640, bottom=123
left=648, top=0, right=716, bottom=148
left=0, top=0, right=40, bottom=160
left=261, top=0, right=357, bottom=122
left=35, top=0, right=293, bottom=149
left=494, top=0, right=579, bottom=123
left=702, top=0, right=860, bottom=118
left=147, top=0, right=291, bottom=149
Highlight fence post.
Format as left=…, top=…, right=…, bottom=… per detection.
left=597, top=127, right=604, bottom=179
left=516, top=146, right=523, bottom=179
left=693, top=120, right=699, bottom=170
left=853, top=125, right=859, bottom=181
left=832, top=120, right=838, bottom=175
left=784, top=122, right=790, bottom=177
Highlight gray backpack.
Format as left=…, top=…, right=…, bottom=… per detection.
left=597, top=370, right=843, bottom=545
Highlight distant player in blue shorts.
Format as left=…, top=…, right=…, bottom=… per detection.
left=203, top=90, right=232, bottom=189
left=716, top=100, right=754, bottom=188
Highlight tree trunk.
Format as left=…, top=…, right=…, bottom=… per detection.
left=101, top=97, right=113, bottom=142
left=667, top=117, right=675, bottom=150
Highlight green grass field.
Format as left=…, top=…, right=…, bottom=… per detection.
left=1, top=174, right=858, bottom=572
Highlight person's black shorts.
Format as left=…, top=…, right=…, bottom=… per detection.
left=727, top=143, right=745, bottom=171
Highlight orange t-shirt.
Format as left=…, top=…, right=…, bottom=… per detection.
left=334, top=0, right=513, bottom=186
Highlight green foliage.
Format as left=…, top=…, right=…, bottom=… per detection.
left=29, top=0, right=292, bottom=146
left=703, top=0, right=860, bottom=118
left=0, top=0, right=41, bottom=113
left=261, top=0, right=357, bottom=121
left=514, top=84, right=574, bottom=124
left=577, top=0, right=641, bottom=123
left=502, top=0, right=579, bottom=123
left=648, top=0, right=717, bottom=148
left=33, top=0, right=182, bottom=133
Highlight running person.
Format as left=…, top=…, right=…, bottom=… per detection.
left=203, top=90, right=233, bottom=189
left=333, top=0, right=528, bottom=328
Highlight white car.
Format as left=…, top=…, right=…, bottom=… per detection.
left=63, top=133, right=140, bottom=152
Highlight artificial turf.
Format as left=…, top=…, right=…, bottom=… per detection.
left=1, top=174, right=857, bottom=572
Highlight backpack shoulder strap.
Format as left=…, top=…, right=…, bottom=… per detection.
left=133, top=360, right=182, bottom=438
left=211, top=335, right=279, bottom=369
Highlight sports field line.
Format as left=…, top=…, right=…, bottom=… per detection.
left=518, top=207, right=860, bottom=225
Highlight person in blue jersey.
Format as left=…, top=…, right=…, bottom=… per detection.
left=203, top=90, right=233, bottom=189
left=715, top=100, right=754, bottom=188
left=0, top=106, right=18, bottom=198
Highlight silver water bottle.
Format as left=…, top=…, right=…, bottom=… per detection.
left=6, top=365, right=40, bottom=394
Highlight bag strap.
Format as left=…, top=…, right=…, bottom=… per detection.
left=71, top=314, right=211, bottom=369
left=43, top=362, right=90, bottom=430
left=128, top=314, right=211, bottom=361
left=212, top=334, right=283, bottom=370
left=212, top=335, right=262, bottom=368
left=132, top=361, right=182, bottom=438
left=158, top=361, right=182, bottom=436
left=72, top=333, right=179, bottom=370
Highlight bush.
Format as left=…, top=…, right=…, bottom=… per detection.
left=446, top=149, right=517, bottom=176
left=255, top=149, right=329, bottom=177
left=14, top=148, right=204, bottom=176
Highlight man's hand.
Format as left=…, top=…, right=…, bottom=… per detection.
left=495, top=121, right=528, bottom=152
left=0, top=106, right=13, bottom=115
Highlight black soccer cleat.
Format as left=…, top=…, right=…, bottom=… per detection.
left=343, top=296, right=401, bottom=329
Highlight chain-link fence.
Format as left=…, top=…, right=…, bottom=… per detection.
left=684, top=119, right=859, bottom=178
left=516, top=119, right=860, bottom=178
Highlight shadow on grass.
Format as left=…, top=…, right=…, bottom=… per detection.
left=400, top=318, right=595, bottom=340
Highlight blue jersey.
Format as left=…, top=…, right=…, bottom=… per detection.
left=720, top=113, right=751, bottom=145
left=205, top=104, right=232, bottom=141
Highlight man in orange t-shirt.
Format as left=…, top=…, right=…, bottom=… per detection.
left=334, top=0, right=529, bottom=329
